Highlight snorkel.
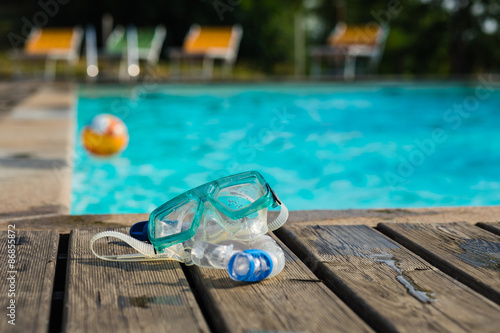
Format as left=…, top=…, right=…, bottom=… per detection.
left=90, top=171, right=289, bottom=282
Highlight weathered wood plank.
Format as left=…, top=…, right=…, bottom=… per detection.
left=0, top=229, right=58, bottom=333
left=276, top=224, right=500, bottom=333
left=64, top=229, right=209, bottom=333
left=186, top=234, right=373, bottom=333
left=477, top=222, right=500, bottom=236
left=378, top=222, right=500, bottom=305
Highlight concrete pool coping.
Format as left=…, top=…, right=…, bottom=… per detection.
left=0, top=82, right=500, bottom=231
left=0, top=82, right=73, bottom=220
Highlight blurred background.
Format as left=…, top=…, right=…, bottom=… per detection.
left=1, top=0, right=500, bottom=79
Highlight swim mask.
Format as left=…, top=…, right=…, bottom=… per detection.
left=90, top=171, right=288, bottom=263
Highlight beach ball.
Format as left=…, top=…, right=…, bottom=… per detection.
left=82, top=114, right=129, bottom=156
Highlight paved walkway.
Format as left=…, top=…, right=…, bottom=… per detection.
left=0, top=81, right=39, bottom=121
left=0, top=82, right=74, bottom=219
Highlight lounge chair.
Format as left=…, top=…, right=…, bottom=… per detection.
left=310, top=22, right=389, bottom=80
left=85, top=25, right=129, bottom=80
left=169, top=24, right=243, bottom=79
left=101, top=25, right=138, bottom=80
left=11, top=27, right=83, bottom=80
left=86, top=25, right=166, bottom=81
left=136, top=26, right=167, bottom=71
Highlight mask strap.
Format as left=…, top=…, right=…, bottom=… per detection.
left=90, top=231, right=184, bottom=262
left=267, top=201, right=289, bottom=231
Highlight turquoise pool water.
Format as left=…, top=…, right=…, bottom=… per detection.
left=72, top=82, right=500, bottom=214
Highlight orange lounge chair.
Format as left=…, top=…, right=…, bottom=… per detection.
left=169, top=24, right=243, bottom=79
left=11, top=27, right=83, bottom=80
left=310, top=22, right=388, bottom=80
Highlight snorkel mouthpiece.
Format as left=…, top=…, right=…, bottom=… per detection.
left=228, top=249, right=273, bottom=282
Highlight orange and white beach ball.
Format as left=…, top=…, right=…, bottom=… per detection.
left=82, top=114, right=129, bottom=156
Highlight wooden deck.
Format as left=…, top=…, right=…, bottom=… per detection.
left=1, top=220, right=500, bottom=333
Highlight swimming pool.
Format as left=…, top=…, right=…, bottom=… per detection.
left=71, top=82, right=500, bottom=214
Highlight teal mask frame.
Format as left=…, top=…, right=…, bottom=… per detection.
left=147, top=171, right=281, bottom=252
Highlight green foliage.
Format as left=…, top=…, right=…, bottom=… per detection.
left=1, top=0, right=499, bottom=75
left=235, top=0, right=302, bottom=72
left=300, top=0, right=500, bottom=75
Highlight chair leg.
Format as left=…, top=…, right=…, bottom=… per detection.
left=144, top=62, right=156, bottom=79
left=343, top=55, right=356, bottom=81
left=65, top=59, right=77, bottom=80
left=222, top=60, right=233, bottom=79
left=189, top=59, right=198, bottom=77
left=202, top=57, right=214, bottom=80
left=368, top=55, right=380, bottom=75
left=169, top=57, right=180, bottom=79
left=118, top=58, right=128, bottom=81
left=44, top=58, right=56, bottom=81
left=64, top=61, right=71, bottom=79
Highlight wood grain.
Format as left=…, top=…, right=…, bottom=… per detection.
left=0, top=230, right=58, bottom=333
left=64, top=229, right=209, bottom=333
left=185, top=234, right=373, bottom=333
left=378, top=222, right=500, bottom=305
left=276, top=224, right=500, bottom=333
left=477, top=222, right=500, bottom=236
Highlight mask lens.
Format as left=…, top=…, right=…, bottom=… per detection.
left=154, top=199, right=198, bottom=239
left=216, top=178, right=266, bottom=212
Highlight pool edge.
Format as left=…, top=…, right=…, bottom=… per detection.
left=0, top=82, right=75, bottom=220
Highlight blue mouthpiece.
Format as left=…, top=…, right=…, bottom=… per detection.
left=228, top=249, right=273, bottom=282
left=130, top=221, right=149, bottom=242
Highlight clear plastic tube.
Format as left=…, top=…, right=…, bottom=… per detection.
left=190, top=235, right=285, bottom=281
left=190, top=242, right=234, bottom=269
